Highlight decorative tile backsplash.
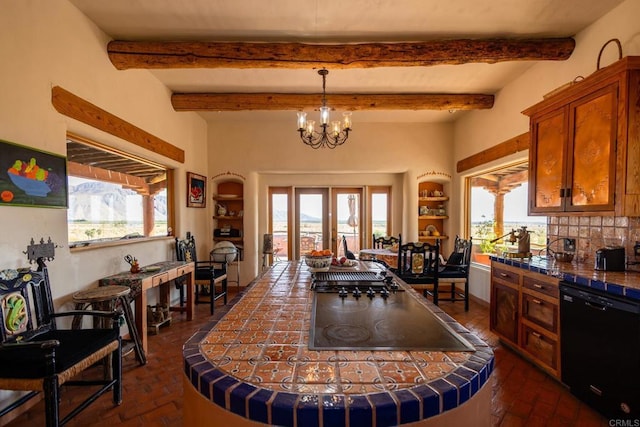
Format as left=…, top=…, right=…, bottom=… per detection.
left=546, top=216, right=640, bottom=269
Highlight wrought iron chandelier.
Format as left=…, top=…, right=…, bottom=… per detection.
left=297, top=69, right=352, bottom=149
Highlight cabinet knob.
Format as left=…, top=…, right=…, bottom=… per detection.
left=499, top=273, right=508, bottom=278
left=533, top=283, right=543, bottom=289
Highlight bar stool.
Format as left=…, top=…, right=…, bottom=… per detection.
left=72, top=285, right=146, bottom=365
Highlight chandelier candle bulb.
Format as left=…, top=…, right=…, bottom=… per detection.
left=320, top=106, right=330, bottom=125
left=306, top=120, right=315, bottom=135
left=342, top=111, right=352, bottom=130
left=297, top=112, right=307, bottom=130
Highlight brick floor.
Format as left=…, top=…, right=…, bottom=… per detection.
left=3, top=289, right=609, bottom=426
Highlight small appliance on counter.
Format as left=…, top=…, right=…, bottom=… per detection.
left=594, top=246, right=625, bottom=271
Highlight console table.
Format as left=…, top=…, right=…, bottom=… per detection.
left=99, top=261, right=194, bottom=354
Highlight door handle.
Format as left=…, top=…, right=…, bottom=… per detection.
left=585, top=301, right=607, bottom=311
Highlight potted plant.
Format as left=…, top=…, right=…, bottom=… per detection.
left=473, top=215, right=496, bottom=263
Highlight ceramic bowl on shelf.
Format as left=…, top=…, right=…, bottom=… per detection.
left=304, top=254, right=333, bottom=272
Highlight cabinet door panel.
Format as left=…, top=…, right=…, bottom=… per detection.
left=490, top=282, right=518, bottom=344
left=530, top=109, right=566, bottom=213
left=567, top=85, right=617, bottom=211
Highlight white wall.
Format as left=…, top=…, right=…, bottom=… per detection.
left=0, top=1, right=207, bottom=303
left=208, top=121, right=455, bottom=282
left=453, top=0, right=640, bottom=302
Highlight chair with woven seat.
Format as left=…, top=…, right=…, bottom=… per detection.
left=0, top=267, right=122, bottom=427
left=175, top=234, right=227, bottom=315
left=437, top=236, right=473, bottom=311
left=395, top=240, right=440, bottom=304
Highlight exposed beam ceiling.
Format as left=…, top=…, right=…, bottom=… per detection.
left=108, top=38, right=575, bottom=70
left=171, top=93, right=495, bottom=111
left=122, top=38, right=572, bottom=112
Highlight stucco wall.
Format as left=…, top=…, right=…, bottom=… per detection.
left=453, top=0, right=640, bottom=302
left=208, top=121, right=455, bottom=282
left=0, top=1, right=207, bottom=301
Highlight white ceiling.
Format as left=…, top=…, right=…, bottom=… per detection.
left=69, top=0, right=624, bottom=124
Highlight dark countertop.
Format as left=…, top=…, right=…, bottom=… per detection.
left=491, top=255, right=640, bottom=301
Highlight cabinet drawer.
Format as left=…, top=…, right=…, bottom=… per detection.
left=492, top=265, right=520, bottom=286
left=523, top=275, right=559, bottom=299
left=522, top=292, right=558, bottom=333
left=521, top=324, right=558, bottom=370
left=152, top=273, right=170, bottom=287
left=177, top=265, right=193, bottom=277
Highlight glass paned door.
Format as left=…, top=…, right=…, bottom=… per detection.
left=295, top=188, right=328, bottom=258
left=332, top=189, right=362, bottom=257
left=269, top=189, right=290, bottom=261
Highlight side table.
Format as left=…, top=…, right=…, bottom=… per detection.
left=72, top=285, right=147, bottom=365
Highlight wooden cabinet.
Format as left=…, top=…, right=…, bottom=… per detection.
left=524, top=56, right=640, bottom=216
left=212, top=181, right=244, bottom=253
left=490, top=265, right=520, bottom=346
left=418, top=181, right=448, bottom=244
left=490, top=261, right=561, bottom=378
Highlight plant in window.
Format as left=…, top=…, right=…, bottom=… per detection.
left=476, top=215, right=497, bottom=254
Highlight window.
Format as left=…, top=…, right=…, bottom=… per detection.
left=369, top=186, right=391, bottom=242
left=468, top=162, right=546, bottom=265
left=66, top=134, right=173, bottom=246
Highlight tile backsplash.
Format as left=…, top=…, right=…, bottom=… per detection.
left=546, top=216, right=640, bottom=270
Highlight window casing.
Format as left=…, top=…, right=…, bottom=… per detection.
left=66, top=133, right=173, bottom=246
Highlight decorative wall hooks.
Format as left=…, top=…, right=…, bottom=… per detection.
left=24, top=237, right=58, bottom=269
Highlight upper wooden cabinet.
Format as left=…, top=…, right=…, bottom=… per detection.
left=523, top=56, right=640, bottom=216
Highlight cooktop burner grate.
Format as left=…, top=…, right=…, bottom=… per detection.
left=314, top=271, right=384, bottom=282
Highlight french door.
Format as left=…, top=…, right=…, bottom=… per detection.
left=291, top=188, right=362, bottom=259
left=269, top=187, right=373, bottom=261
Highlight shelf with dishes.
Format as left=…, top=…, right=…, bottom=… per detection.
left=213, top=215, right=243, bottom=221
left=418, top=196, right=449, bottom=203
left=418, top=235, right=449, bottom=242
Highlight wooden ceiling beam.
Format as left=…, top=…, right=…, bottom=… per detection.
left=171, top=93, right=494, bottom=111
left=108, top=38, right=574, bottom=70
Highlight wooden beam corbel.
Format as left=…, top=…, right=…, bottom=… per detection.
left=108, top=38, right=575, bottom=70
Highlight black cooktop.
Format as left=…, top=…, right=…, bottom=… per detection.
left=310, top=286, right=475, bottom=351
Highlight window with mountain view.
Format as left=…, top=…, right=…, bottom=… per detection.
left=468, top=162, right=546, bottom=265
left=66, top=134, right=171, bottom=246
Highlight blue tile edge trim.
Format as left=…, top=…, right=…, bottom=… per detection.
left=183, top=333, right=494, bottom=426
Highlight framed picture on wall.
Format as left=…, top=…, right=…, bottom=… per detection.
left=0, top=139, right=68, bottom=208
left=186, top=171, right=206, bottom=208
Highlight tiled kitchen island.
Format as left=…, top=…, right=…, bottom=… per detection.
left=182, top=261, right=494, bottom=427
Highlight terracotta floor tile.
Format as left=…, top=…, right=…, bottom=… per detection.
left=2, top=289, right=609, bottom=427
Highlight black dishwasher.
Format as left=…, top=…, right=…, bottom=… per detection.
left=560, top=282, right=640, bottom=419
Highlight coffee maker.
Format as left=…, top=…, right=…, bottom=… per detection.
left=594, top=246, right=626, bottom=271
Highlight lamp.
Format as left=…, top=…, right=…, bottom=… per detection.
left=297, top=69, right=352, bottom=149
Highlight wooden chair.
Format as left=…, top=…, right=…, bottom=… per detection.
left=341, top=235, right=356, bottom=260
left=0, top=267, right=122, bottom=426
left=437, top=236, right=473, bottom=311
left=175, top=235, right=227, bottom=315
left=395, top=240, right=440, bottom=304
left=372, top=234, right=400, bottom=249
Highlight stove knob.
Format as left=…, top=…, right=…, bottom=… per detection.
left=339, top=287, right=348, bottom=298
left=367, top=287, right=376, bottom=298
left=352, top=287, right=362, bottom=298
left=380, top=288, right=389, bottom=299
